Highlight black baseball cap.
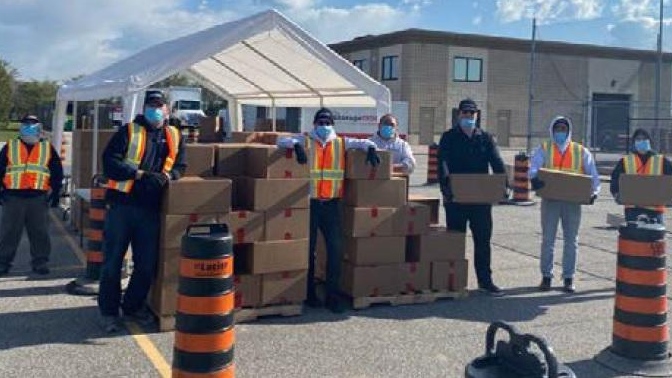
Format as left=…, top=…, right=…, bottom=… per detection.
left=145, top=91, right=166, bottom=106
left=458, top=98, right=478, bottom=112
left=21, top=115, right=40, bottom=124
left=313, top=107, right=334, bottom=124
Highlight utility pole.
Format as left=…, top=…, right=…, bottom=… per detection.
left=526, top=17, right=537, bottom=154
left=654, top=0, right=663, bottom=145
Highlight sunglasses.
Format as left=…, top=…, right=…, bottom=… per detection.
left=316, top=121, right=333, bottom=126
left=460, top=110, right=476, bottom=115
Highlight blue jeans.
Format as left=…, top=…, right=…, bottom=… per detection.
left=444, top=202, right=493, bottom=286
left=540, top=199, right=581, bottom=279
left=308, top=199, right=343, bottom=297
left=98, top=203, right=160, bottom=316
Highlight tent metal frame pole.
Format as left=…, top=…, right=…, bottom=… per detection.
left=93, top=100, right=99, bottom=175
left=209, top=56, right=275, bottom=103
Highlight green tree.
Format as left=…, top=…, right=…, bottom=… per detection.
left=13, top=79, right=58, bottom=117
left=0, top=60, right=17, bottom=127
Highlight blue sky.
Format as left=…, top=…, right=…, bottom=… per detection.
left=0, top=0, right=669, bottom=81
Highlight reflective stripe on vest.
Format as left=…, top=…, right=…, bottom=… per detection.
left=542, top=140, right=584, bottom=173
left=3, top=139, right=51, bottom=191
left=106, top=123, right=180, bottom=193
left=623, top=154, right=665, bottom=212
left=308, top=137, right=345, bottom=199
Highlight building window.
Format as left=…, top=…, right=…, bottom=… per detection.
left=381, top=56, right=399, bottom=80
left=453, top=57, right=482, bottom=82
left=353, top=59, right=366, bottom=71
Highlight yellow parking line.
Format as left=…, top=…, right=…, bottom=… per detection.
left=49, top=211, right=86, bottom=265
left=125, top=321, right=172, bottom=377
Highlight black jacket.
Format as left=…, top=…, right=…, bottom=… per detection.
left=437, top=127, right=507, bottom=196
left=103, top=115, right=187, bottom=210
left=0, top=138, right=63, bottom=198
left=610, top=151, right=672, bottom=195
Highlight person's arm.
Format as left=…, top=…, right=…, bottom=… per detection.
left=487, top=134, right=506, bottom=175
left=168, top=133, right=187, bottom=180
left=0, top=145, right=8, bottom=185
left=48, top=145, right=64, bottom=195
left=583, top=148, right=601, bottom=195
left=399, top=140, right=416, bottom=174
left=610, top=158, right=625, bottom=197
left=663, top=156, right=672, bottom=175
left=276, top=134, right=305, bottom=149
left=102, top=125, right=138, bottom=181
left=437, top=133, right=450, bottom=197
left=344, top=137, right=376, bottom=151
left=528, top=145, right=545, bottom=179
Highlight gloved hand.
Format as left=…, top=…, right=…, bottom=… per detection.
left=49, top=191, right=60, bottom=208
left=530, top=177, right=545, bottom=191
left=441, top=178, right=453, bottom=203
left=142, top=171, right=169, bottom=191
left=366, top=146, right=380, bottom=167
left=504, top=184, right=512, bottom=200
left=589, top=194, right=597, bottom=205
left=294, top=143, right=307, bottom=165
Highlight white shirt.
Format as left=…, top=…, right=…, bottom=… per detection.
left=369, top=133, right=416, bottom=174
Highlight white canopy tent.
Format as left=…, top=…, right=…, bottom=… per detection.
left=53, top=9, right=391, bottom=159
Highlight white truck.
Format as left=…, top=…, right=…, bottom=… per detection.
left=147, top=87, right=206, bottom=127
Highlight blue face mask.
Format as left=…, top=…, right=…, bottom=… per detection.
left=553, top=132, right=567, bottom=145
left=380, top=125, right=395, bottom=139
left=144, top=107, right=164, bottom=124
left=315, top=125, right=334, bottom=140
left=20, top=123, right=40, bottom=137
left=634, top=139, right=651, bottom=153
left=459, top=118, right=476, bottom=130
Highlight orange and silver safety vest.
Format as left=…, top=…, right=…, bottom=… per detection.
left=542, top=140, right=584, bottom=173
left=308, top=136, right=345, bottom=199
left=106, top=123, right=180, bottom=193
left=623, top=153, right=665, bottom=213
left=3, top=139, right=52, bottom=191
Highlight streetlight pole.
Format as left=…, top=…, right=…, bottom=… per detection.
left=654, top=0, right=663, bottom=145
left=526, top=17, right=537, bottom=154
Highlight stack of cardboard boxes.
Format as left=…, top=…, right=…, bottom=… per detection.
left=215, top=142, right=310, bottom=315
left=317, top=149, right=469, bottom=302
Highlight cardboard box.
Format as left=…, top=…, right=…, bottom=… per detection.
left=264, top=208, right=309, bottom=241
left=344, top=178, right=407, bottom=207
left=233, top=178, right=309, bottom=211
left=246, top=145, right=309, bottom=179
left=215, top=144, right=248, bottom=177
left=399, top=262, right=431, bottom=292
left=343, top=207, right=396, bottom=237
left=197, top=116, right=222, bottom=143
left=345, top=149, right=392, bottom=180
left=536, top=168, right=593, bottom=204
left=449, top=174, right=507, bottom=204
left=431, top=259, right=469, bottom=292
left=341, top=263, right=400, bottom=297
left=393, top=203, right=431, bottom=235
left=160, top=214, right=221, bottom=250
left=619, top=174, right=672, bottom=206
left=344, top=236, right=406, bottom=265
left=234, top=274, right=262, bottom=308
left=406, top=228, right=466, bottom=262
left=220, top=210, right=264, bottom=244
left=257, top=132, right=293, bottom=145
left=230, top=131, right=258, bottom=143
left=235, top=239, right=309, bottom=274
left=260, top=270, right=307, bottom=305
left=184, top=144, right=215, bottom=177
left=163, top=177, right=232, bottom=215
left=407, top=195, right=441, bottom=225
left=149, top=248, right=180, bottom=315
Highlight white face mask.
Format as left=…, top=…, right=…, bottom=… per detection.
left=20, top=135, right=39, bottom=145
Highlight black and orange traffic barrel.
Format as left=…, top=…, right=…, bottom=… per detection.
left=512, top=152, right=534, bottom=205
left=426, top=143, right=439, bottom=185
left=173, top=223, right=235, bottom=378
left=595, top=219, right=672, bottom=376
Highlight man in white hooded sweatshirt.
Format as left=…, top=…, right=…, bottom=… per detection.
left=529, top=116, right=600, bottom=293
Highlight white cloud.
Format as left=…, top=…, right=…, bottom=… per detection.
left=0, top=0, right=428, bottom=81
left=496, top=0, right=603, bottom=24
left=473, top=15, right=483, bottom=25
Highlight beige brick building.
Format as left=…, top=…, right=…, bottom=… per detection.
left=330, top=29, right=672, bottom=150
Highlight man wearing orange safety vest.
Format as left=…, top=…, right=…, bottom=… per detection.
left=98, top=92, right=186, bottom=333
left=0, top=115, right=63, bottom=277
left=277, top=108, right=380, bottom=313
left=610, top=128, right=672, bottom=224
left=529, top=116, right=600, bottom=293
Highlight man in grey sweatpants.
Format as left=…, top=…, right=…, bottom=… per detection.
left=528, top=116, right=600, bottom=293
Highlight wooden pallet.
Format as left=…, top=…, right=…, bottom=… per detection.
left=235, top=304, right=303, bottom=323
left=352, top=289, right=468, bottom=310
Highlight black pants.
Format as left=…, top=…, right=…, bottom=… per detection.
left=445, top=202, right=493, bottom=286
left=308, top=198, right=343, bottom=297
left=0, top=194, right=51, bottom=269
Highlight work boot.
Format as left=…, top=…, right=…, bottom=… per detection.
left=0, top=265, right=9, bottom=276
left=478, top=282, right=504, bottom=296
left=123, top=307, right=155, bottom=326
left=305, top=292, right=324, bottom=308
left=563, top=278, right=576, bottom=293
left=539, top=277, right=552, bottom=291
left=32, top=266, right=50, bottom=275
left=101, top=316, right=121, bottom=333
left=326, top=294, right=348, bottom=314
